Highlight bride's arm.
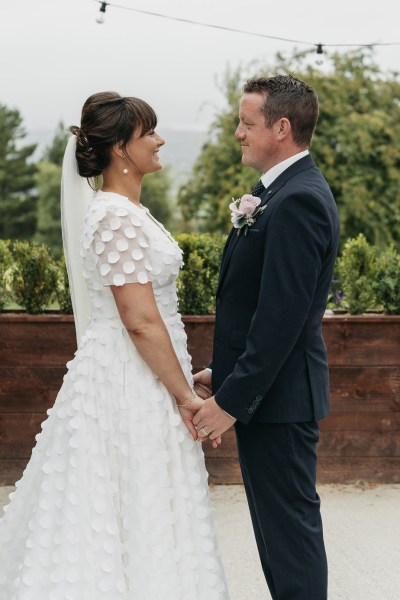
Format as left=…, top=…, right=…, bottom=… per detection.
left=111, top=281, right=203, bottom=438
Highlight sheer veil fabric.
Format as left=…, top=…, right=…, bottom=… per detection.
left=60, top=136, right=94, bottom=345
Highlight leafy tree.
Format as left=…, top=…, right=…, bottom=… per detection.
left=34, top=161, right=63, bottom=256
left=141, top=167, right=173, bottom=229
left=42, top=120, right=69, bottom=166
left=178, top=49, right=400, bottom=245
left=308, top=50, right=400, bottom=246
left=0, top=104, right=37, bottom=239
left=34, top=123, right=70, bottom=256
left=178, top=68, right=254, bottom=232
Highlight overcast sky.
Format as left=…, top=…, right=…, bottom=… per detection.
left=1, top=0, right=399, bottom=137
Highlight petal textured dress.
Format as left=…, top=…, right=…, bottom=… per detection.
left=0, top=191, right=229, bottom=600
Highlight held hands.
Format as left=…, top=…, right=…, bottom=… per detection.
left=177, top=393, right=206, bottom=442
left=193, top=396, right=236, bottom=442
left=193, top=368, right=220, bottom=447
left=177, top=393, right=222, bottom=450
left=193, top=369, right=236, bottom=445
left=193, top=368, right=212, bottom=400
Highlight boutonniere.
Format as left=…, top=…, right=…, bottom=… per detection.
left=229, top=194, right=267, bottom=236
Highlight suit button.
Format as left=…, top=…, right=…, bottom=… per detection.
left=256, top=395, right=262, bottom=402
left=248, top=407, right=254, bottom=414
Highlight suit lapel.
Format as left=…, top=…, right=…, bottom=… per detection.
left=216, top=155, right=316, bottom=296
left=217, top=185, right=270, bottom=294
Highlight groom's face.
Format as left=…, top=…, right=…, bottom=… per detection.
left=235, top=92, right=278, bottom=173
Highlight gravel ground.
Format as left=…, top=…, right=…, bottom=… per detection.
left=1, top=483, right=399, bottom=599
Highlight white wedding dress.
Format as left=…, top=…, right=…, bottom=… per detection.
left=0, top=191, right=229, bottom=600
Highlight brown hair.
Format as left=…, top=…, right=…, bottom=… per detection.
left=69, top=91, right=157, bottom=178
left=243, top=75, right=319, bottom=146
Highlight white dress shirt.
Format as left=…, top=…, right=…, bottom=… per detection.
left=260, top=149, right=309, bottom=189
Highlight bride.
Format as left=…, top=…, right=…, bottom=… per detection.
left=0, top=91, right=229, bottom=599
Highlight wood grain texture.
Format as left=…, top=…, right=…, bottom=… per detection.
left=0, top=313, right=399, bottom=485
left=0, top=367, right=65, bottom=411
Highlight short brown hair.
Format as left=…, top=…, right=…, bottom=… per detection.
left=69, top=91, right=157, bottom=178
left=243, top=75, right=319, bottom=146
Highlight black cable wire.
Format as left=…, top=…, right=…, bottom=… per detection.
left=93, top=0, right=400, bottom=49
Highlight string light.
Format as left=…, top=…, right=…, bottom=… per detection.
left=93, top=0, right=400, bottom=57
left=96, top=1, right=107, bottom=24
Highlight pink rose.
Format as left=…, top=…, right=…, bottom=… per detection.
left=238, top=194, right=261, bottom=215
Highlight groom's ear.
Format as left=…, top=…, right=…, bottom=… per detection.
left=275, top=118, right=291, bottom=138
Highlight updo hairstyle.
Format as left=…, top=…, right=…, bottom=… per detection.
left=69, top=91, right=157, bottom=179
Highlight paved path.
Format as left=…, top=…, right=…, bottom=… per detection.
left=1, top=483, right=399, bottom=599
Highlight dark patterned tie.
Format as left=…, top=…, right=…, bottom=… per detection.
left=251, top=179, right=266, bottom=197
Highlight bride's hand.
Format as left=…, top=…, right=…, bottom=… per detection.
left=177, top=394, right=205, bottom=440
left=197, top=431, right=223, bottom=449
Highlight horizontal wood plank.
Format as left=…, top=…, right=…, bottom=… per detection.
left=319, top=430, right=400, bottom=457
left=185, top=322, right=215, bottom=372
left=0, top=413, right=45, bottom=458
left=0, top=322, right=76, bottom=366
left=0, top=459, right=29, bottom=486
left=329, top=367, right=400, bottom=411
left=0, top=367, right=65, bottom=411
left=205, top=457, right=243, bottom=485
left=320, top=412, right=400, bottom=431
left=202, top=430, right=238, bottom=458
left=317, top=457, right=400, bottom=484
left=322, top=319, right=400, bottom=366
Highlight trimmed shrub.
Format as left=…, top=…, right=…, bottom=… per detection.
left=373, top=245, right=400, bottom=315
left=176, top=233, right=226, bottom=314
left=337, top=234, right=377, bottom=314
left=56, top=253, right=73, bottom=314
left=11, top=241, right=58, bottom=313
left=0, top=239, right=13, bottom=311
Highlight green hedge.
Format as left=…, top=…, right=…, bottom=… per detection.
left=336, top=234, right=400, bottom=314
left=1, top=234, right=399, bottom=315
left=175, top=233, right=226, bottom=315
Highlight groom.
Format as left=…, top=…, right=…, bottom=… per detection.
left=193, top=75, right=340, bottom=599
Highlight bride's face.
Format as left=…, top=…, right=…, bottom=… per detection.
left=124, top=127, right=165, bottom=175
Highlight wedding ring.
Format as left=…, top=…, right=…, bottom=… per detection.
left=200, top=427, right=208, bottom=436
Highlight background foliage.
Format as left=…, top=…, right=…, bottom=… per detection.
left=11, top=241, right=58, bottom=314
left=1, top=47, right=400, bottom=313
left=1, top=233, right=399, bottom=315
left=175, top=233, right=226, bottom=314
left=178, top=48, right=400, bottom=246
left=0, top=104, right=37, bottom=240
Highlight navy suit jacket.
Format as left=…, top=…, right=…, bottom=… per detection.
left=211, top=154, right=340, bottom=424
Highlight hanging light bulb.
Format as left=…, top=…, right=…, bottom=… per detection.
left=315, top=43, right=324, bottom=66
left=96, top=2, right=107, bottom=24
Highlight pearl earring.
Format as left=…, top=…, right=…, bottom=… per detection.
left=123, top=168, right=128, bottom=174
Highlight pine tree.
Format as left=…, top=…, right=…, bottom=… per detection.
left=34, top=122, right=70, bottom=255
left=42, top=121, right=69, bottom=166
left=0, top=104, right=37, bottom=239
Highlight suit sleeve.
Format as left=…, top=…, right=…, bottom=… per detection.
left=214, top=192, right=332, bottom=423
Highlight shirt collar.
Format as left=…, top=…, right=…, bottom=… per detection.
left=260, top=149, right=309, bottom=189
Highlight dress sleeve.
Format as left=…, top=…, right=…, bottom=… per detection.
left=93, top=206, right=153, bottom=286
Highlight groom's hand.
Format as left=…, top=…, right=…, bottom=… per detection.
left=193, top=396, right=236, bottom=440
left=193, top=369, right=212, bottom=399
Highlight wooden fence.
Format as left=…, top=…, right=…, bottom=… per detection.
left=0, top=313, right=399, bottom=485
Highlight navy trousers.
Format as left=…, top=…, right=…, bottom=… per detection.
left=235, top=421, right=327, bottom=600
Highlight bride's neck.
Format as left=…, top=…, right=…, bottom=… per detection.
left=101, top=170, right=142, bottom=206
